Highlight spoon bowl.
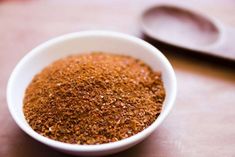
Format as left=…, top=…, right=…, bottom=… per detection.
left=141, top=5, right=235, bottom=62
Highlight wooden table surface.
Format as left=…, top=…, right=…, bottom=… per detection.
left=0, top=0, right=235, bottom=157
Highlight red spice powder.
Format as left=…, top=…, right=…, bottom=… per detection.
left=23, top=52, right=165, bottom=144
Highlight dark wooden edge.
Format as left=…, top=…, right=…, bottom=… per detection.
left=142, top=33, right=235, bottom=70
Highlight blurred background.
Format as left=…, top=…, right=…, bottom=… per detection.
left=0, top=0, right=235, bottom=157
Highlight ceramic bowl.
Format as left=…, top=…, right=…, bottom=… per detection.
left=7, top=31, right=177, bottom=156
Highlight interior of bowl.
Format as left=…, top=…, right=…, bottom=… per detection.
left=7, top=31, right=176, bottom=153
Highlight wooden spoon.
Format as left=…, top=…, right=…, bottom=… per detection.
left=141, top=5, right=235, bottom=62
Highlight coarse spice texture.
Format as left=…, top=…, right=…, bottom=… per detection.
left=23, top=52, right=165, bottom=145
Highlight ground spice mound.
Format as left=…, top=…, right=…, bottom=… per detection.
left=23, top=53, right=165, bottom=145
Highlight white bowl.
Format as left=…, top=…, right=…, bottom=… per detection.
left=7, top=31, right=177, bottom=156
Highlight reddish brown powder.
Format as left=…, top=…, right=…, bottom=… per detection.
left=23, top=52, right=165, bottom=144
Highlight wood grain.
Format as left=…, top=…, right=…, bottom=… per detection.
left=0, top=0, right=235, bottom=157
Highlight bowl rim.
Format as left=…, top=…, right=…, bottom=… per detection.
left=7, top=30, right=177, bottom=152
